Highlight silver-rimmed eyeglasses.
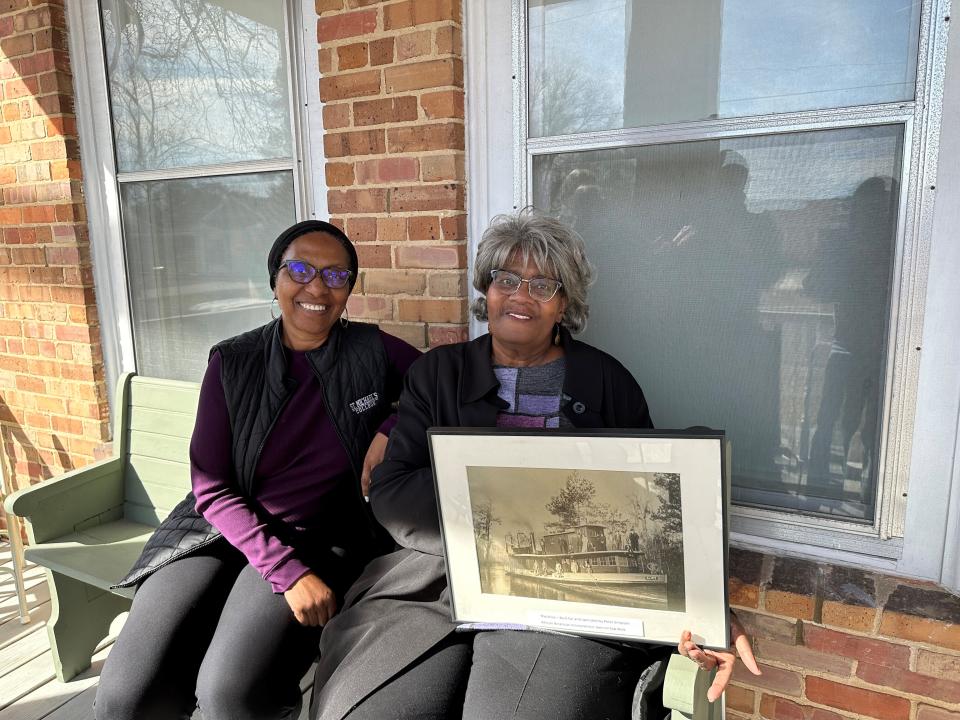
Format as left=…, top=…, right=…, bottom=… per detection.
left=280, top=259, right=353, bottom=289
left=489, top=269, right=563, bottom=303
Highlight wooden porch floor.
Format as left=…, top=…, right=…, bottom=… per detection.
left=0, top=547, right=313, bottom=720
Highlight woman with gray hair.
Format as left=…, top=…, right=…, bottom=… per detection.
left=310, top=209, right=757, bottom=720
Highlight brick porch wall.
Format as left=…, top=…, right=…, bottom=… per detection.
left=0, top=0, right=109, bottom=493
left=726, top=549, right=960, bottom=720
left=316, top=0, right=468, bottom=349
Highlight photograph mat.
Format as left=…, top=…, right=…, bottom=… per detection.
left=431, top=433, right=727, bottom=648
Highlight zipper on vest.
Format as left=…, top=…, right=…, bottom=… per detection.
left=314, top=376, right=380, bottom=541
left=250, top=392, right=293, bottom=495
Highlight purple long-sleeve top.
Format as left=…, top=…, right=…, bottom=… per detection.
left=190, top=331, right=421, bottom=593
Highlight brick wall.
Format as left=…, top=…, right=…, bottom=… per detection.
left=316, top=0, right=468, bottom=349
left=726, top=549, right=960, bottom=720
left=0, top=0, right=109, bottom=492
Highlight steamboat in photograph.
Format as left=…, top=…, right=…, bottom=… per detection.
left=467, top=467, right=686, bottom=611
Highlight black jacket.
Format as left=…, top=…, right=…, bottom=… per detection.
left=115, top=319, right=400, bottom=589
left=310, top=328, right=653, bottom=720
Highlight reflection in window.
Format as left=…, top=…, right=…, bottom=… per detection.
left=528, top=0, right=921, bottom=136
left=101, top=0, right=292, bottom=171
left=532, top=125, right=903, bottom=522
left=121, top=172, right=295, bottom=381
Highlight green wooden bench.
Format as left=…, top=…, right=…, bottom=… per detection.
left=4, top=371, right=718, bottom=719
left=4, top=372, right=198, bottom=682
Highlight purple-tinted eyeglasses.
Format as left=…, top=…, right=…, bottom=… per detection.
left=280, top=259, right=353, bottom=289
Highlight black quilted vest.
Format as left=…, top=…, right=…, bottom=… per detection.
left=114, top=319, right=390, bottom=589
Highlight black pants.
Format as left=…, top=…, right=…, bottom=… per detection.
left=95, top=540, right=346, bottom=720
left=343, top=630, right=655, bottom=720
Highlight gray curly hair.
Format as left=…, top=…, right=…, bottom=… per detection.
left=471, top=208, right=595, bottom=333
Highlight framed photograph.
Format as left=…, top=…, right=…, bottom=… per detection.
left=428, top=429, right=729, bottom=649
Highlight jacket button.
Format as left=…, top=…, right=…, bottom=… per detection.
left=572, top=401, right=586, bottom=414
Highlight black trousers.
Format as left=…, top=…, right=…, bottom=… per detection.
left=343, top=630, right=656, bottom=720
left=95, top=539, right=353, bottom=720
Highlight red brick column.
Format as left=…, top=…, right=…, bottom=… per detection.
left=316, top=0, right=468, bottom=349
left=0, top=0, right=108, bottom=491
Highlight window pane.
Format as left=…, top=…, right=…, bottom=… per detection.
left=102, top=0, right=292, bottom=171
left=121, top=172, right=295, bottom=381
left=528, top=0, right=920, bottom=136
left=532, top=125, right=903, bottom=521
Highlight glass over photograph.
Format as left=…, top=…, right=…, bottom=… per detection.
left=466, top=467, right=686, bottom=612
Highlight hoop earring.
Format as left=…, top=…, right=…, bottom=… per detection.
left=553, top=323, right=561, bottom=346
left=270, top=297, right=279, bottom=320
left=340, top=306, right=350, bottom=328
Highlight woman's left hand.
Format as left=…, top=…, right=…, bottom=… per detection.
left=678, top=614, right=761, bottom=702
left=361, top=432, right=389, bottom=498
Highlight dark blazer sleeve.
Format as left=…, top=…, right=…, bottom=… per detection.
left=368, top=354, right=444, bottom=556
left=606, top=352, right=654, bottom=429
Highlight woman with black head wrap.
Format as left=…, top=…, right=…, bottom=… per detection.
left=95, top=221, right=420, bottom=720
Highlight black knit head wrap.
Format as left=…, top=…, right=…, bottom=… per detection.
left=267, top=220, right=359, bottom=291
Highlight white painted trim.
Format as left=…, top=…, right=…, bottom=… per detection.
left=301, top=0, right=328, bottom=219
left=68, top=0, right=138, bottom=409
left=464, top=0, right=514, bottom=337
left=115, top=159, right=295, bottom=183
left=524, top=105, right=915, bottom=155
left=899, top=0, right=960, bottom=588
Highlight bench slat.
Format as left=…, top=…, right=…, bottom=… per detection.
left=127, top=430, right=191, bottom=464
left=125, top=454, right=191, bottom=491
left=127, top=407, right=197, bottom=438
left=129, top=379, right=201, bottom=413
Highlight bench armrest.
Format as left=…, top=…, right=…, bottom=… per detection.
left=662, top=653, right=719, bottom=720
left=4, top=457, right=125, bottom=544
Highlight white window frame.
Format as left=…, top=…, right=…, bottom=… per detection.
left=465, top=0, right=960, bottom=587
left=67, top=0, right=325, bottom=403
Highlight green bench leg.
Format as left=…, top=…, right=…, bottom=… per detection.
left=662, top=654, right=721, bottom=720
left=45, top=570, right=131, bottom=682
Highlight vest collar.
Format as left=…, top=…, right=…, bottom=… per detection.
left=263, top=319, right=347, bottom=400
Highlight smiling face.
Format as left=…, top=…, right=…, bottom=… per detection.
left=274, top=231, right=351, bottom=350
left=486, top=252, right=567, bottom=361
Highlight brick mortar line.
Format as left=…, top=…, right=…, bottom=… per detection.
left=330, top=211, right=467, bottom=217
left=330, top=181, right=466, bottom=190
left=743, top=654, right=856, bottom=679
left=324, top=123, right=466, bottom=134
left=846, top=665, right=960, bottom=712
left=318, top=31, right=463, bottom=50
left=756, top=687, right=917, bottom=720
left=790, top=668, right=960, bottom=712
left=321, top=86, right=465, bottom=102
left=797, top=617, right=939, bottom=652
left=800, top=613, right=960, bottom=654
left=319, top=66, right=463, bottom=81
left=318, top=25, right=463, bottom=49
left=327, top=53, right=463, bottom=72
left=322, top=46, right=463, bottom=63
left=362, top=268, right=466, bottom=272
left=346, top=242, right=466, bottom=248
left=328, top=118, right=467, bottom=131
